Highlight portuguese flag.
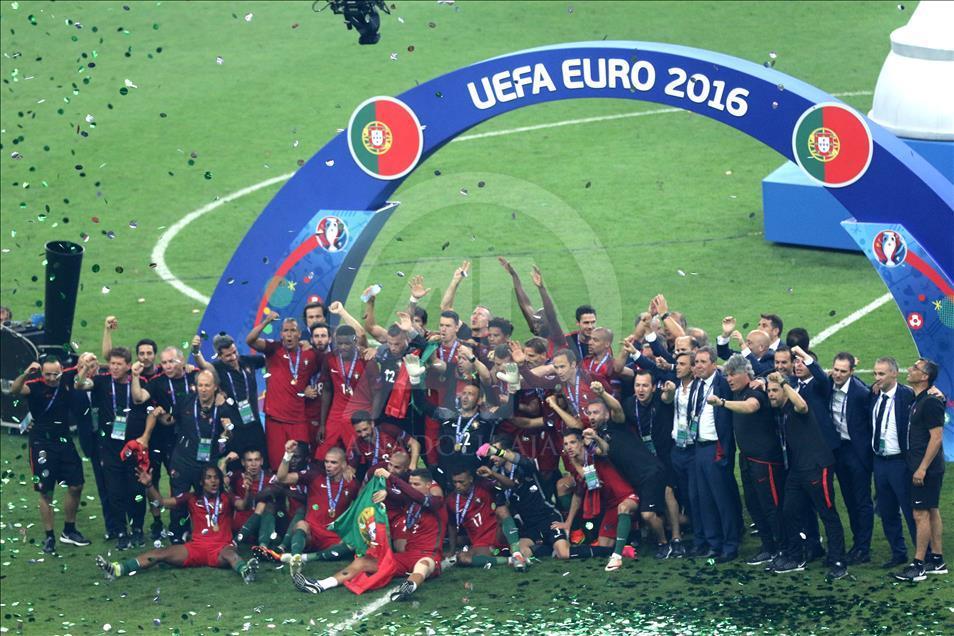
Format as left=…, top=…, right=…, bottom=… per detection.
left=329, top=476, right=400, bottom=594
left=349, top=97, right=422, bottom=180
left=793, top=104, right=872, bottom=187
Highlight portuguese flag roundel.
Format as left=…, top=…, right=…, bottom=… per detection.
left=347, top=96, right=423, bottom=180
left=792, top=103, right=873, bottom=188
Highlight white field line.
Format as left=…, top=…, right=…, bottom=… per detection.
left=326, top=558, right=455, bottom=635
left=150, top=173, right=295, bottom=305
left=812, top=293, right=893, bottom=345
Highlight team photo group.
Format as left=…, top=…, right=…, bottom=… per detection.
left=12, top=256, right=947, bottom=602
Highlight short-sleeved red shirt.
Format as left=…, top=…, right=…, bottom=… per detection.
left=263, top=342, right=322, bottom=424
left=175, top=492, right=234, bottom=546
left=298, top=465, right=358, bottom=526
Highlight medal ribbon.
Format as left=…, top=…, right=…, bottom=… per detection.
left=455, top=488, right=476, bottom=528
left=338, top=351, right=359, bottom=392
left=287, top=347, right=302, bottom=382
left=326, top=477, right=344, bottom=515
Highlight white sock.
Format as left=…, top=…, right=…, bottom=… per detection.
left=318, top=577, right=339, bottom=589
left=407, top=580, right=418, bottom=592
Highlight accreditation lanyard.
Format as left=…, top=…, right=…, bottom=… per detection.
left=635, top=401, right=656, bottom=454
left=455, top=488, right=476, bottom=528
left=287, top=347, right=302, bottom=384
left=776, top=412, right=789, bottom=470
left=581, top=446, right=600, bottom=490
left=226, top=367, right=249, bottom=401
left=338, top=352, right=359, bottom=395
left=41, top=383, right=61, bottom=416
left=194, top=399, right=218, bottom=462
left=202, top=494, right=222, bottom=529
left=326, top=477, right=344, bottom=517
left=168, top=376, right=190, bottom=408
left=111, top=380, right=130, bottom=420
left=438, top=340, right=459, bottom=363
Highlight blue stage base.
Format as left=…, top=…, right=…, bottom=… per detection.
left=763, top=138, right=954, bottom=251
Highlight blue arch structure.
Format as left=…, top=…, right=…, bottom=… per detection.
left=196, top=42, right=954, bottom=457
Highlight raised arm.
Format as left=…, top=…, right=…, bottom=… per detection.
left=582, top=427, right=610, bottom=456
left=190, top=335, right=215, bottom=372
left=531, top=266, right=566, bottom=346
left=12, top=361, right=40, bottom=396
left=440, top=260, right=470, bottom=312
left=709, top=393, right=760, bottom=414
left=246, top=311, right=280, bottom=352
left=328, top=301, right=367, bottom=344
left=362, top=295, right=389, bottom=342
left=545, top=394, right=582, bottom=429
left=275, top=440, right=301, bottom=485
left=769, top=372, right=808, bottom=414
left=102, top=315, right=117, bottom=359
left=499, top=257, right=540, bottom=334
left=592, top=381, right=625, bottom=423
left=130, top=361, right=152, bottom=403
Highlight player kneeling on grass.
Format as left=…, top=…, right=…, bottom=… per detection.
left=96, top=464, right=258, bottom=583
left=446, top=466, right=513, bottom=569
left=293, top=468, right=447, bottom=601
left=559, top=429, right=639, bottom=572
left=223, top=448, right=278, bottom=548
left=476, top=440, right=569, bottom=567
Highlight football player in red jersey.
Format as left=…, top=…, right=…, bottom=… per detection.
left=293, top=467, right=446, bottom=600
left=558, top=429, right=639, bottom=572
left=447, top=468, right=508, bottom=567
left=96, top=465, right=258, bottom=583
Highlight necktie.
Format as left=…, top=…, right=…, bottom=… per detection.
left=873, top=393, right=889, bottom=454
left=798, top=380, right=807, bottom=392
left=694, top=381, right=706, bottom=418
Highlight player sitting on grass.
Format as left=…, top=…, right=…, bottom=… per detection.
left=477, top=439, right=568, bottom=566
left=263, top=441, right=358, bottom=578
left=95, top=464, right=258, bottom=583
left=558, top=428, right=639, bottom=572
left=293, top=467, right=447, bottom=601
left=222, top=447, right=278, bottom=549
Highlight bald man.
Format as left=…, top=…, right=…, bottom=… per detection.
left=717, top=319, right=775, bottom=377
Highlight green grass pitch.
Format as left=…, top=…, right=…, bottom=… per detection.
left=1, top=1, right=951, bottom=634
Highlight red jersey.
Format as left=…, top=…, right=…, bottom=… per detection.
left=400, top=500, right=448, bottom=556
left=230, top=469, right=274, bottom=526
left=263, top=342, right=322, bottom=423
left=581, top=351, right=620, bottom=396
left=446, top=481, right=497, bottom=546
left=563, top=453, right=635, bottom=507
left=322, top=352, right=371, bottom=417
left=347, top=424, right=410, bottom=468
left=298, top=465, right=358, bottom=526
left=175, top=492, right=234, bottom=546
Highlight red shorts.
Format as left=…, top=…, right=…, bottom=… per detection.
left=598, top=494, right=639, bottom=540
left=466, top=520, right=499, bottom=548
left=392, top=550, right=441, bottom=578
left=265, top=416, right=311, bottom=469
left=315, top=412, right=356, bottom=460
left=183, top=541, right=228, bottom=568
left=306, top=517, right=341, bottom=551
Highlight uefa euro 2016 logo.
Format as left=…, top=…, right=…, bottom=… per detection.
left=316, top=216, right=349, bottom=252
left=872, top=230, right=907, bottom=268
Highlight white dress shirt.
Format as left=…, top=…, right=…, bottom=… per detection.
left=830, top=381, right=851, bottom=441
left=696, top=373, right=718, bottom=442
left=872, top=383, right=900, bottom=455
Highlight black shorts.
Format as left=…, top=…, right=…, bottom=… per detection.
left=911, top=472, right=944, bottom=510
left=30, top=437, right=84, bottom=492
left=518, top=508, right=565, bottom=545
left=636, top=470, right=667, bottom=516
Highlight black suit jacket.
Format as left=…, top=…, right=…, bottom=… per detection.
left=716, top=341, right=776, bottom=377
left=829, top=375, right=874, bottom=470
left=797, top=361, right=839, bottom=450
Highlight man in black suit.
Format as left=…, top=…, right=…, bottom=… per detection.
left=870, top=356, right=917, bottom=568
left=791, top=346, right=840, bottom=451
left=689, top=347, right=741, bottom=563
left=828, top=352, right=875, bottom=564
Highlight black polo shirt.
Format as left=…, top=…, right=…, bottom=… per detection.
left=732, top=387, right=783, bottom=463
left=24, top=375, right=74, bottom=439
left=906, top=390, right=945, bottom=476
left=777, top=400, right=833, bottom=471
